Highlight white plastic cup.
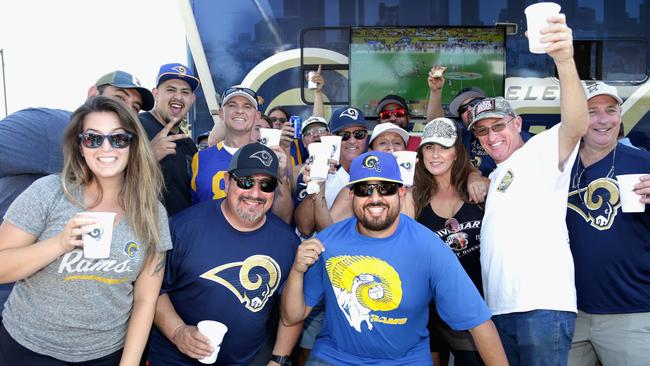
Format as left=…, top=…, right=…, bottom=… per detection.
left=82, top=212, right=115, bottom=259
left=307, top=71, right=317, bottom=89
left=394, top=151, right=417, bottom=187
left=197, top=320, right=229, bottom=364
left=616, top=174, right=646, bottom=213
left=524, top=2, right=561, bottom=54
left=319, top=135, right=343, bottom=162
left=308, top=142, right=333, bottom=181
left=259, top=128, right=282, bottom=147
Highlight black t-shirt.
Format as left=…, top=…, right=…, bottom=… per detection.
left=139, top=111, right=197, bottom=216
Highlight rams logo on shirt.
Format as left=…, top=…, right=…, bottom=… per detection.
left=568, top=177, right=620, bottom=230
left=200, top=255, right=281, bottom=312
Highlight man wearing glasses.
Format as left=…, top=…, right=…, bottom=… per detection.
left=294, top=107, right=369, bottom=238
left=281, top=151, right=508, bottom=365
left=190, top=85, right=293, bottom=224
left=469, top=17, right=588, bottom=365
left=150, top=143, right=300, bottom=366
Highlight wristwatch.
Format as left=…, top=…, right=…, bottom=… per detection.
left=270, top=354, right=291, bottom=366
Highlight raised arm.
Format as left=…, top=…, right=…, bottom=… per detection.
left=311, top=65, right=325, bottom=118
left=543, top=15, right=588, bottom=168
left=425, top=66, right=447, bottom=121
left=280, top=238, right=324, bottom=326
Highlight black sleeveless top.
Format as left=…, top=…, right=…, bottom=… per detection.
left=417, top=202, right=484, bottom=296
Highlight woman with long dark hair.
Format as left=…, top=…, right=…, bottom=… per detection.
left=0, top=96, right=172, bottom=365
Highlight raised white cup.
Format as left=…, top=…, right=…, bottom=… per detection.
left=198, top=320, right=229, bottom=364
left=308, top=142, right=334, bottom=181
left=259, top=128, right=282, bottom=147
left=82, top=212, right=115, bottom=259
left=524, top=2, right=561, bottom=54
left=616, top=174, right=646, bottom=213
left=394, top=151, right=417, bottom=187
left=319, top=135, right=343, bottom=162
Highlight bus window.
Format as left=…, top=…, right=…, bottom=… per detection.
left=572, top=39, right=648, bottom=83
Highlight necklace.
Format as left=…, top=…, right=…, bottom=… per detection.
left=572, top=146, right=617, bottom=205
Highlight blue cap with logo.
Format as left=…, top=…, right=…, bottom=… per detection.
left=329, top=107, right=368, bottom=133
left=347, top=151, right=403, bottom=186
left=156, top=63, right=200, bottom=91
left=228, top=142, right=279, bottom=180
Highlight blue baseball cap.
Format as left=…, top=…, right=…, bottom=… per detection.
left=329, top=107, right=368, bottom=133
left=156, top=63, right=200, bottom=91
left=347, top=151, right=403, bottom=186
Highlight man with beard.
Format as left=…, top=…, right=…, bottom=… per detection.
left=149, top=143, right=300, bottom=366
left=140, top=63, right=200, bottom=215
left=281, top=151, right=507, bottom=365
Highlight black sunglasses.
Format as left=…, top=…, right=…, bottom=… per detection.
left=222, top=86, right=258, bottom=101
left=230, top=174, right=278, bottom=193
left=458, top=98, right=482, bottom=116
left=338, top=129, right=367, bottom=141
left=352, top=182, right=400, bottom=197
left=78, top=132, right=133, bottom=149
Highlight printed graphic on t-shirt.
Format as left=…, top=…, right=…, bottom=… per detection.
left=568, top=177, right=621, bottom=230
left=58, top=240, right=142, bottom=284
left=434, top=219, right=481, bottom=258
left=496, top=169, right=514, bottom=192
left=200, top=255, right=281, bottom=312
left=326, top=256, right=405, bottom=332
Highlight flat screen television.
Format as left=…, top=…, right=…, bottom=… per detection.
left=350, top=26, right=506, bottom=118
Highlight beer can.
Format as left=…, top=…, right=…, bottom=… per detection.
left=290, top=116, right=302, bottom=138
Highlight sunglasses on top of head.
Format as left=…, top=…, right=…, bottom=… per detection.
left=338, top=129, right=367, bottom=141
left=230, top=173, right=278, bottom=193
left=473, top=115, right=516, bottom=137
left=379, top=108, right=406, bottom=120
left=78, top=132, right=133, bottom=149
left=222, top=86, right=258, bottom=101
left=458, top=98, right=482, bottom=116
left=352, top=182, right=401, bottom=197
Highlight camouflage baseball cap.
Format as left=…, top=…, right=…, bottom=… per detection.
left=468, top=97, right=516, bottom=130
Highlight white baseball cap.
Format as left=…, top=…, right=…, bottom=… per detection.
left=370, top=123, right=410, bottom=145
left=584, top=82, right=623, bottom=104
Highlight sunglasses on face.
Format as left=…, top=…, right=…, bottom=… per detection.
left=458, top=98, right=482, bottom=116
left=352, top=182, right=400, bottom=197
left=473, top=116, right=515, bottom=137
left=378, top=108, right=406, bottom=120
left=269, top=116, right=288, bottom=123
left=222, top=86, right=258, bottom=101
left=230, top=174, right=278, bottom=193
left=338, top=129, right=367, bottom=141
left=78, top=132, right=133, bottom=149
left=303, top=126, right=328, bottom=137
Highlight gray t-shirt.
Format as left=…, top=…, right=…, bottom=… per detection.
left=2, top=174, right=172, bottom=362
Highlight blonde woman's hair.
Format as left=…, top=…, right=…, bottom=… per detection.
left=61, top=96, right=163, bottom=262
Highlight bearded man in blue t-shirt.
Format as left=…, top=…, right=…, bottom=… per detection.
left=281, top=151, right=506, bottom=365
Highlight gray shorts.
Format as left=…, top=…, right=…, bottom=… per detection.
left=569, top=310, right=650, bottom=366
left=299, top=305, right=324, bottom=349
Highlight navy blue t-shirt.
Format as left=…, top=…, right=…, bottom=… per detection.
left=567, top=144, right=650, bottom=313
left=148, top=200, right=299, bottom=365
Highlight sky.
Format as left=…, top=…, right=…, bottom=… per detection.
left=0, top=0, right=187, bottom=116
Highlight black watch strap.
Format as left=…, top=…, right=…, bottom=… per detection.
left=270, top=354, right=291, bottom=366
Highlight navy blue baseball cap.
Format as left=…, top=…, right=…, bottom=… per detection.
left=156, top=63, right=200, bottom=91
left=347, top=151, right=403, bottom=186
left=329, top=107, right=368, bottom=133
left=228, top=143, right=279, bottom=180
left=95, top=70, right=155, bottom=111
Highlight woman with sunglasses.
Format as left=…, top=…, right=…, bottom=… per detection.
left=0, top=96, right=172, bottom=365
left=403, top=117, right=486, bottom=366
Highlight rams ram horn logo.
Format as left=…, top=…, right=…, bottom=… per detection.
left=123, top=241, right=140, bottom=259
left=250, top=150, right=274, bottom=167
left=399, top=161, right=412, bottom=171
left=200, top=255, right=281, bottom=312
left=362, top=155, right=382, bottom=173
left=568, top=177, right=620, bottom=230
left=340, top=108, right=359, bottom=120
left=172, top=65, right=187, bottom=75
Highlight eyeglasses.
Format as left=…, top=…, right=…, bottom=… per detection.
left=78, top=132, right=133, bottom=149
left=458, top=98, right=482, bottom=116
left=222, top=86, right=258, bottom=101
left=269, top=116, right=288, bottom=123
left=303, top=126, right=328, bottom=137
left=473, top=116, right=515, bottom=137
left=378, top=108, right=406, bottom=120
left=352, top=182, right=400, bottom=197
left=230, top=174, right=278, bottom=193
left=338, top=129, right=367, bottom=141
